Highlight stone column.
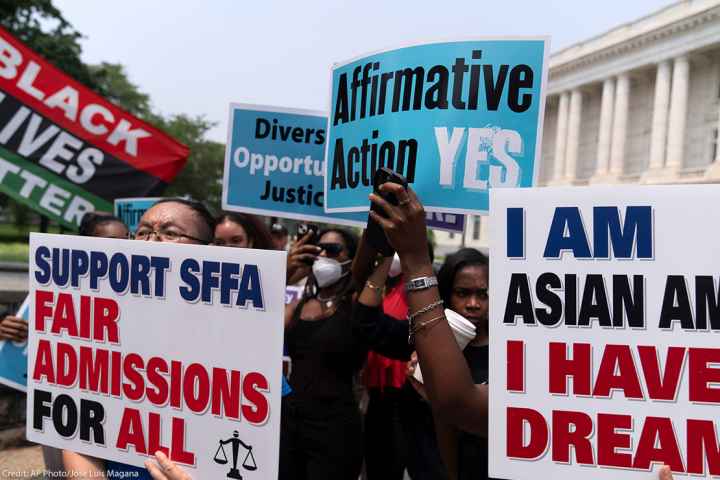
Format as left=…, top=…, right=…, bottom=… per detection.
left=666, top=55, right=690, bottom=170
left=595, top=78, right=615, bottom=176
left=564, top=89, right=583, bottom=181
left=609, top=73, right=630, bottom=177
left=648, top=61, right=672, bottom=170
left=553, top=92, right=570, bottom=181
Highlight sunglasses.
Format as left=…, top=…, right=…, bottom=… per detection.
left=317, top=242, right=344, bottom=258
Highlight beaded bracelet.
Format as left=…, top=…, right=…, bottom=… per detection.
left=407, top=299, right=444, bottom=322
left=408, top=314, right=445, bottom=345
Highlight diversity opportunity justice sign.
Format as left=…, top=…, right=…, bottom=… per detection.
left=27, top=233, right=286, bottom=478
left=222, top=103, right=465, bottom=232
left=0, top=27, right=188, bottom=229
left=489, top=185, right=720, bottom=479
left=324, top=38, right=549, bottom=215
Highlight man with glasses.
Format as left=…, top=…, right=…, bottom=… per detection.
left=62, top=198, right=215, bottom=480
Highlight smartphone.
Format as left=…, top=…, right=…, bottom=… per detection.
left=366, top=167, right=408, bottom=256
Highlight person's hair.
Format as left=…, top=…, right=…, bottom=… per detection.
left=153, top=198, right=216, bottom=242
left=437, top=248, right=489, bottom=307
left=270, top=223, right=288, bottom=236
left=79, top=213, right=128, bottom=237
left=215, top=212, right=274, bottom=250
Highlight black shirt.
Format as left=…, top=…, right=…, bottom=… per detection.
left=458, top=345, right=491, bottom=480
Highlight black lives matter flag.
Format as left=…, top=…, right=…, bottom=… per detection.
left=0, top=27, right=189, bottom=228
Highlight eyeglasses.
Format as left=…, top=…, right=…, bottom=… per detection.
left=317, top=242, right=344, bottom=258
left=134, top=228, right=209, bottom=244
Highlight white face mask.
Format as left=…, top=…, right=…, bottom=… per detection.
left=312, top=257, right=350, bottom=288
left=388, top=253, right=402, bottom=278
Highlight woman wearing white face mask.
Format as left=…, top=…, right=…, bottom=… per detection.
left=280, top=228, right=364, bottom=480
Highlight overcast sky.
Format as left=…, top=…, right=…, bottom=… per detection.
left=53, top=0, right=675, bottom=142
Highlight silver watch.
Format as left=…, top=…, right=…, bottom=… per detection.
left=405, top=276, right=439, bottom=292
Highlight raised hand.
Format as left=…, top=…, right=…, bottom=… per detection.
left=145, top=451, right=192, bottom=480
left=0, top=315, right=28, bottom=342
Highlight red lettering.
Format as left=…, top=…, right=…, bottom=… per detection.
left=171, top=417, right=195, bottom=465
left=551, top=410, right=594, bottom=465
left=597, top=413, right=632, bottom=468
left=147, top=412, right=169, bottom=459
left=122, top=353, right=145, bottom=401
left=633, top=417, right=684, bottom=472
left=93, top=297, right=119, bottom=343
left=170, top=361, right=183, bottom=408
left=507, top=340, right=525, bottom=392
left=111, top=350, right=122, bottom=396
left=687, top=419, right=720, bottom=475
left=79, top=295, right=91, bottom=339
left=51, top=293, right=78, bottom=337
left=637, top=346, right=685, bottom=401
left=32, top=339, right=55, bottom=383
left=593, top=345, right=643, bottom=399
left=34, top=290, right=54, bottom=332
left=242, top=372, right=269, bottom=424
left=689, top=348, right=720, bottom=403
left=183, top=363, right=210, bottom=413
left=146, top=357, right=169, bottom=406
left=116, top=407, right=147, bottom=455
left=548, top=342, right=591, bottom=395
left=506, top=407, right=548, bottom=459
left=55, top=341, right=77, bottom=387
left=79, top=346, right=108, bottom=393
left=211, top=368, right=241, bottom=419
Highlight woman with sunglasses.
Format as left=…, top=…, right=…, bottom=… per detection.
left=281, top=227, right=405, bottom=480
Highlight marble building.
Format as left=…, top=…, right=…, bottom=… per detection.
left=434, top=0, right=720, bottom=256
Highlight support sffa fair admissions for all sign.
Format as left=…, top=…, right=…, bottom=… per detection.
left=489, top=185, right=720, bottom=480
left=26, top=234, right=286, bottom=479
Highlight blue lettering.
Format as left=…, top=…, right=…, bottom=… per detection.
left=220, top=263, right=240, bottom=305
left=593, top=206, right=652, bottom=259
left=237, top=264, right=264, bottom=309
left=543, top=207, right=591, bottom=258
left=34, top=246, right=51, bottom=284
left=201, top=261, right=220, bottom=303
left=51, top=248, right=70, bottom=287
left=150, top=257, right=170, bottom=297
left=108, top=253, right=129, bottom=293
left=507, top=208, right=524, bottom=258
left=70, top=250, right=89, bottom=287
left=89, top=251, right=108, bottom=290
left=179, top=259, right=200, bottom=302
left=130, top=255, right=151, bottom=296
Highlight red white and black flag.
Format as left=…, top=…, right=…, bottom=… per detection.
left=0, top=26, right=189, bottom=228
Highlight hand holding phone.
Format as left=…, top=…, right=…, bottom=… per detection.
left=366, top=167, right=408, bottom=256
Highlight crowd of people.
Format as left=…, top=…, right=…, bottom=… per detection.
left=0, top=192, right=678, bottom=480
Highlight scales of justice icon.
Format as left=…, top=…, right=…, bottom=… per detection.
left=214, top=431, right=257, bottom=479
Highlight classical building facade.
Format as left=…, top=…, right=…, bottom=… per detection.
left=434, top=0, right=720, bottom=256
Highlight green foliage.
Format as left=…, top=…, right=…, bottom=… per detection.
left=88, top=62, right=153, bottom=118
left=159, top=115, right=225, bottom=210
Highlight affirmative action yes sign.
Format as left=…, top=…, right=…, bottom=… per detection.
left=26, top=234, right=286, bottom=479
left=490, top=185, right=720, bottom=479
left=325, top=39, right=548, bottom=215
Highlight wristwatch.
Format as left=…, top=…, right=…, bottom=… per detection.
left=405, top=276, right=438, bottom=292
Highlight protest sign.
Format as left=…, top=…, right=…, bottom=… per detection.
left=27, top=233, right=286, bottom=478
left=324, top=38, right=549, bottom=215
left=489, top=185, right=720, bottom=479
left=222, top=103, right=464, bottom=232
left=114, top=197, right=162, bottom=234
left=0, top=295, right=30, bottom=391
left=0, top=27, right=188, bottom=229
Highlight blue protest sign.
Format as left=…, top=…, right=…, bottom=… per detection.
left=426, top=211, right=464, bottom=233
left=222, top=104, right=367, bottom=227
left=324, top=38, right=549, bottom=215
left=114, top=197, right=162, bottom=233
left=0, top=295, right=29, bottom=391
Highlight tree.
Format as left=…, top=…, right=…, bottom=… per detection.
left=159, top=115, right=225, bottom=210
left=88, top=62, right=154, bottom=119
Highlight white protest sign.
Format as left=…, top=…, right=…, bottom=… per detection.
left=27, top=233, right=286, bottom=479
left=489, top=185, right=720, bottom=479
